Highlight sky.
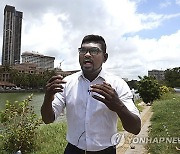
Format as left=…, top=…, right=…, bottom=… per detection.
left=0, top=0, right=180, bottom=80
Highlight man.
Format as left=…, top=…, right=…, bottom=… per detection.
left=41, top=34, right=141, bottom=154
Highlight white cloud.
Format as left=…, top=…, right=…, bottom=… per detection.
left=22, top=13, right=67, bottom=53
left=159, top=0, right=172, bottom=8
left=103, top=29, right=180, bottom=79
left=136, top=12, right=180, bottom=31
left=176, top=0, right=180, bottom=5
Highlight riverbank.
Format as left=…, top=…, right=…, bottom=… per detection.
left=0, top=89, right=44, bottom=93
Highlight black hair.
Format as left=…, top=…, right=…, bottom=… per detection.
left=81, top=34, right=106, bottom=53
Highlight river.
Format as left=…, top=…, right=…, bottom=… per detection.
left=0, top=92, right=44, bottom=117
left=0, top=92, right=66, bottom=122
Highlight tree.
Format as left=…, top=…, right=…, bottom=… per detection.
left=1, top=66, right=56, bottom=90
left=127, top=80, right=138, bottom=90
left=164, top=67, right=180, bottom=88
left=137, top=76, right=161, bottom=104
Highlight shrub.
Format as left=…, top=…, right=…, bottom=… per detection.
left=0, top=94, right=42, bottom=153
left=137, top=76, right=160, bottom=104
left=160, top=85, right=169, bottom=95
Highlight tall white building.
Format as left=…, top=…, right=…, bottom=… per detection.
left=21, top=51, right=55, bottom=70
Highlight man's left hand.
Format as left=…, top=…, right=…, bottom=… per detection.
left=90, top=81, right=124, bottom=112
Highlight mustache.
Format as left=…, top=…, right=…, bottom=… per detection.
left=84, top=59, right=93, bottom=63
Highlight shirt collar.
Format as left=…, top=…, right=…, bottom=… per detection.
left=78, top=68, right=106, bottom=81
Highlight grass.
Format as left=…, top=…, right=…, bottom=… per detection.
left=0, top=98, right=143, bottom=154
left=31, top=122, right=68, bottom=154
left=147, top=93, right=180, bottom=154
left=135, top=98, right=144, bottom=112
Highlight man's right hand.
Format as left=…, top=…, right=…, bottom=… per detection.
left=41, top=75, right=66, bottom=124
left=45, top=75, right=67, bottom=102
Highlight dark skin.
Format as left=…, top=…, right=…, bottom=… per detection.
left=41, top=42, right=141, bottom=135
left=90, top=82, right=141, bottom=135
left=41, top=75, right=66, bottom=124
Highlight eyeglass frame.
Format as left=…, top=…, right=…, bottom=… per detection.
left=78, top=47, right=104, bottom=55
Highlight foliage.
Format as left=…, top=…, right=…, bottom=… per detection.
left=0, top=94, right=42, bottom=153
left=127, top=80, right=138, bottom=90
left=0, top=64, right=12, bottom=72
left=31, top=122, right=67, bottom=154
left=168, top=87, right=175, bottom=93
left=1, top=66, right=56, bottom=89
left=137, top=76, right=160, bottom=104
left=134, top=98, right=144, bottom=112
left=148, top=93, right=180, bottom=154
left=159, top=85, right=169, bottom=95
left=164, top=67, right=180, bottom=88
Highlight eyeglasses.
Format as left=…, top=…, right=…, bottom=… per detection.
left=78, top=47, right=103, bottom=55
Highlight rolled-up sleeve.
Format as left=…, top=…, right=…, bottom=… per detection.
left=117, top=80, right=140, bottom=118
left=52, top=92, right=66, bottom=120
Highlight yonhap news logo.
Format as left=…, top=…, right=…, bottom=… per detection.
left=111, top=133, right=125, bottom=146
left=130, top=137, right=180, bottom=144
left=111, top=133, right=180, bottom=146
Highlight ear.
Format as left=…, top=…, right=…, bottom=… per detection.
left=103, top=53, right=108, bottom=63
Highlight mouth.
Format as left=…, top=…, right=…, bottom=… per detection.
left=83, top=59, right=93, bottom=67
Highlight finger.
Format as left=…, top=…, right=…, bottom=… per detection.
left=90, top=87, right=112, bottom=100
left=47, top=82, right=64, bottom=89
left=102, top=83, right=113, bottom=91
left=91, top=83, right=111, bottom=91
left=103, top=81, right=112, bottom=88
left=53, top=88, right=64, bottom=93
left=48, top=75, right=65, bottom=83
left=102, top=82, right=117, bottom=96
left=46, top=85, right=64, bottom=96
left=46, top=80, right=65, bottom=94
left=91, top=84, right=114, bottom=97
left=46, top=76, right=66, bottom=92
left=46, top=88, right=63, bottom=96
left=92, top=95, right=117, bottom=112
left=91, top=84, right=108, bottom=91
left=47, top=79, right=66, bottom=88
left=92, top=94, right=108, bottom=104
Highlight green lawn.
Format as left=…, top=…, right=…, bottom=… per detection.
left=32, top=122, right=68, bottom=154
left=147, top=93, right=180, bottom=154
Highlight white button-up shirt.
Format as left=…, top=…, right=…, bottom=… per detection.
left=52, top=69, right=140, bottom=151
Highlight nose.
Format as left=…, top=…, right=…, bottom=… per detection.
left=84, top=51, right=92, bottom=57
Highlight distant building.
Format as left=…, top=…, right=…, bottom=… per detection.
left=13, top=63, right=45, bottom=74
left=0, top=64, right=79, bottom=88
left=0, top=71, right=10, bottom=82
left=148, top=69, right=165, bottom=81
left=2, top=5, right=23, bottom=65
left=0, top=63, right=45, bottom=83
left=21, top=51, right=55, bottom=70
